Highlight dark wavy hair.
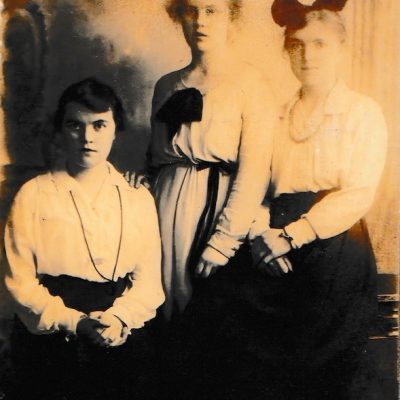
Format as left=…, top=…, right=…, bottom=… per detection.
left=166, top=0, right=242, bottom=23
left=54, top=78, right=125, bottom=133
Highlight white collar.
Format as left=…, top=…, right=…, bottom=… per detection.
left=280, top=80, right=352, bottom=118
left=49, top=162, right=130, bottom=192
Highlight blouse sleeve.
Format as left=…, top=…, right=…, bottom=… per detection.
left=205, top=73, right=278, bottom=263
left=107, top=187, right=164, bottom=330
left=4, top=182, right=85, bottom=334
left=285, top=98, right=388, bottom=246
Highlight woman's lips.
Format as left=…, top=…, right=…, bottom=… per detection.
left=195, top=32, right=207, bottom=38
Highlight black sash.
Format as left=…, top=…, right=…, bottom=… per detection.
left=186, top=162, right=236, bottom=276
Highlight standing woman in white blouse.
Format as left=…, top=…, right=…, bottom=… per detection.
left=223, top=0, right=387, bottom=399
left=4, top=78, right=164, bottom=400
left=142, top=0, right=277, bottom=321
left=179, top=0, right=387, bottom=398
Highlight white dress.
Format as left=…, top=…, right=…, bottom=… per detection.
left=150, top=65, right=278, bottom=318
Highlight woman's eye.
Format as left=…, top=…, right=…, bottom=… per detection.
left=65, top=122, right=81, bottom=132
left=314, top=40, right=325, bottom=48
left=184, top=6, right=198, bottom=18
left=205, top=7, right=215, bottom=15
left=288, top=42, right=303, bottom=52
left=93, top=122, right=106, bottom=131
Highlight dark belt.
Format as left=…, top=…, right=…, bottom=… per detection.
left=270, top=190, right=332, bottom=228
left=39, top=273, right=131, bottom=314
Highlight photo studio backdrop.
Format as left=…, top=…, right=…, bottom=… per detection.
left=0, top=0, right=398, bottom=275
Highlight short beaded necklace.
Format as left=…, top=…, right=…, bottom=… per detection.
left=288, top=95, right=326, bottom=143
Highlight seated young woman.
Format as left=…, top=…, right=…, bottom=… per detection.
left=3, top=78, right=164, bottom=400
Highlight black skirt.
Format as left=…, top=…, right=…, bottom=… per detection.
left=8, top=275, right=157, bottom=400
left=177, top=191, right=378, bottom=400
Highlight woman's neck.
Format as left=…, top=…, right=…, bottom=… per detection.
left=300, top=77, right=338, bottom=107
left=186, top=49, right=228, bottom=86
left=67, top=162, right=109, bottom=200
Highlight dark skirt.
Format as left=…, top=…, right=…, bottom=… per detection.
left=8, top=275, right=157, bottom=400
left=176, top=191, right=378, bottom=400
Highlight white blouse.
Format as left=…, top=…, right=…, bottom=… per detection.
left=150, top=65, right=278, bottom=261
left=268, top=81, right=387, bottom=245
left=4, top=163, right=164, bottom=334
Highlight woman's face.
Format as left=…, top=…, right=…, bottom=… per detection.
left=61, top=102, right=116, bottom=170
left=180, top=0, right=231, bottom=54
left=286, top=19, right=344, bottom=87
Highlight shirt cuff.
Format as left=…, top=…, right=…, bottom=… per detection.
left=284, top=217, right=317, bottom=248
left=107, top=304, right=136, bottom=331
left=249, top=205, right=270, bottom=240
left=207, top=231, right=241, bottom=261
left=201, top=245, right=230, bottom=266
left=37, top=298, right=87, bottom=335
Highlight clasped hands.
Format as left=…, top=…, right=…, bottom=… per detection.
left=195, top=228, right=293, bottom=279
left=251, top=228, right=293, bottom=277
left=76, top=311, right=129, bottom=348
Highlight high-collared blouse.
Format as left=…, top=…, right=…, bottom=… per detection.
left=264, top=81, right=387, bottom=246
left=4, top=163, right=164, bottom=334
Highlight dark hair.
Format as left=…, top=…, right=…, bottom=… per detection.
left=54, top=78, right=125, bottom=133
left=284, top=9, right=346, bottom=49
left=271, top=0, right=347, bottom=49
left=166, top=0, right=242, bottom=23
left=271, top=0, right=346, bottom=30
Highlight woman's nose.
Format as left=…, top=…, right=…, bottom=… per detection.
left=196, top=10, right=207, bottom=27
left=83, top=126, right=95, bottom=143
left=302, top=45, right=314, bottom=63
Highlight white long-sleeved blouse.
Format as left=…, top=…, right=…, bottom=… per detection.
left=4, top=163, right=164, bottom=334
left=265, top=81, right=387, bottom=245
left=150, top=65, right=278, bottom=261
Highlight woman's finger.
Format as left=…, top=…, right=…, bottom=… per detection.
left=134, top=174, right=143, bottom=189
left=109, top=337, right=127, bottom=347
left=282, top=256, right=293, bottom=272
left=124, top=171, right=136, bottom=188
left=195, top=261, right=205, bottom=276
left=276, top=257, right=289, bottom=274
left=100, top=328, right=120, bottom=346
left=201, top=262, right=210, bottom=278
left=201, top=262, right=213, bottom=278
left=263, top=254, right=275, bottom=265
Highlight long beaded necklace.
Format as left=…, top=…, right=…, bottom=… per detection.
left=69, top=186, right=123, bottom=282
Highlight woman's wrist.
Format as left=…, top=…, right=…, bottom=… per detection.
left=284, top=217, right=317, bottom=249
left=279, top=228, right=296, bottom=250
left=202, top=245, right=230, bottom=266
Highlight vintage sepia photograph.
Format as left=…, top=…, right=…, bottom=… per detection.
left=0, top=0, right=398, bottom=399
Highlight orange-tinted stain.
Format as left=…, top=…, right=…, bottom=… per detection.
left=4, top=0, right=30, bottom=15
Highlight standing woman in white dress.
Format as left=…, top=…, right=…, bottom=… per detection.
left=208, top=0, right=386, bottom=398
left=144, top=0, right=278, bottom=321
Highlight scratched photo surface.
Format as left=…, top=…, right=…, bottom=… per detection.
left=0, top=0, right=398, bottom=399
